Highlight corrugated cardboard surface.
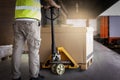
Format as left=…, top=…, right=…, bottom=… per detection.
left=40, top=27, right=93, bottom=63
left=0, top=0, right=15, bottom=45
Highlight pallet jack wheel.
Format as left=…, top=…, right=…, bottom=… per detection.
left=56, top=64, right=65, bottom=75
left=51, top=64, right=57, bottom=73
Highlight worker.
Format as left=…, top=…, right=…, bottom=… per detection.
left=12, top=0, right=60, bottom=80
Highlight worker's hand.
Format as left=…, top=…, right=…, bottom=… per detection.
left=43, top=5, right=51, bottom=9
left=43, top=5, right=60, bottom=9
left=47, top=0, right=61, bottom=9
left=55, top=5, right=60, bottom=9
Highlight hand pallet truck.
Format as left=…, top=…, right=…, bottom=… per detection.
left=41, top=7, right=79, bottom=75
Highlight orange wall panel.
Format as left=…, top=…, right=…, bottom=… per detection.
left=100, top=16, right=109, bottom=38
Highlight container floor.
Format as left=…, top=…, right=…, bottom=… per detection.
left=0, top=41, right=120, bottom=80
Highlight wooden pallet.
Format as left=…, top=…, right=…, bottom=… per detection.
left=0, top=56, right=11, bottom=62
left=79, top=57, right=93, bottom=70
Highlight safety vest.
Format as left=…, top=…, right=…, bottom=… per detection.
left=15, top=0, right=41, bottom=21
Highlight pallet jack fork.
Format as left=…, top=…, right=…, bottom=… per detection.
left=42, top=47, right=79, bottom=75
left=41, top=7, right=79, bottom=75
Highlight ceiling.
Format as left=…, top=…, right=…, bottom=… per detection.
left=60, top=0, right=119, bottom=18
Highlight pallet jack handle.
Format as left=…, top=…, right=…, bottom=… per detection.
left=45, top=7, right=60, bottom=61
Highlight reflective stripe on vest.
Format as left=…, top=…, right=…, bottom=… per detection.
left=16, top=6, right=40, bottom=11
left=15, top=0, right=41, bottom=21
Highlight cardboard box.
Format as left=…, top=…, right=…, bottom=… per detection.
left=40, top=27, right=93, bottom=63
left=0, top=45, right=13, bottom=59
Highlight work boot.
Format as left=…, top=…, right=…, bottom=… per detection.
left=30, top=75, right=45, bottom=80
left=38, top=74, right=45, bottom=79
left=12, top=77, right=21, bottom=80
left=30, top=77, right=44, bottom=80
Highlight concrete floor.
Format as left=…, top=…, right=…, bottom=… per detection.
left=0, top=41, right=120, bottom=80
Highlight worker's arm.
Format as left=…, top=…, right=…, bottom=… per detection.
left=46, top=0, right=60, bottom=8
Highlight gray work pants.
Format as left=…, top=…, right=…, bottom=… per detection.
left=12, top=20, right=41, bottom=79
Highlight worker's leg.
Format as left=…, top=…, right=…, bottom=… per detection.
left=12, top=21, right=25, bottom=79
left=26, top=21, right=41, bottom=78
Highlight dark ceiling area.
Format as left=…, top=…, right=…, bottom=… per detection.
left=60, top=0, right=119, bottom=18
